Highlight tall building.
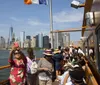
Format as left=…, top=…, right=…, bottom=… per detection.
left=0, top=36, right=5, bottom=48
left=39, top=33, right=43, bottom=48
left=20, top=31, right=25, bottom=48
left=35, top=34, right=39, bottom=48
left=62, top=32, right=70, bottom=47
left=26, top=36, right=31, bottom=40
left=43, top=35, right=49, bottom=48
left=25, top=35, right=31, bottom=47
left=9, top=26, right=13, bottom=45
left=54, top=32, right=63, bottom=48
left=54, top=32, right=70, bottom=48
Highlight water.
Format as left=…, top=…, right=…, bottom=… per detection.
left=0, top=49, right=43, bottom=81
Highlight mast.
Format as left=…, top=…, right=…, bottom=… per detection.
left=49, top=0, right=54, bottom=49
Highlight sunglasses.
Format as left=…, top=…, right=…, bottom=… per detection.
left=14, top=50, right=21, bottom=55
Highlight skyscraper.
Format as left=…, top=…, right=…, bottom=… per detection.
left=39, top=33, right=43, bottom=48
left=26, top=36, right=31, bottom=40
left=43, top=35, right=49, bottom=48
left=20, top=31, right=25, bottom=48
left=35, top=34, right=39, bottom=48
left=9, top=26, right=13, bottom=45
left=62, top=32, right=70, bottom=47
left=54, top=32, right=70, bottom=48
left=54, top=32, right=63, bottom=48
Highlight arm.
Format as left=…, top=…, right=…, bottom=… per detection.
left=9, top=44, right=16, bottom=60
left=9, top=50, right=14, bottom=60
left=8, top=50, right=14, bottom=66
left=63, top=73, right=69, bottom=85
left=8, top=45, right=16, bottom=66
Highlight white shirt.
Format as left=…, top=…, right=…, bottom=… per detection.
left=78, top=49, right=85, bottom=56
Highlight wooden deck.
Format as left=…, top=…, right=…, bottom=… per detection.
left=53, top=81, right=59, bottom=85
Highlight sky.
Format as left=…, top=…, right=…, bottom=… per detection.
left=0, top=0, right=84, bottom=42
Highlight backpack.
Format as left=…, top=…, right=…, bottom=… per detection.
left=30, top=61, right=38, bottom=74
left=26, top=57, right=38, bottom=74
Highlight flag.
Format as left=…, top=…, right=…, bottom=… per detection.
left=24, top=0, right=47, bottom=5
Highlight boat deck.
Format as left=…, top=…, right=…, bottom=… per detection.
left=53, top=81, right=59, bottom=85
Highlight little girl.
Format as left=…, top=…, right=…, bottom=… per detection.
left=8, top=42, right=27, bottom=85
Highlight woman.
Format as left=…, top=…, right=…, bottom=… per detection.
left=26, top=48, right=37, bottom=85
left=38, top=49, right=54, bottom=85
left=53, top=49, right=63, bottom=80
left=8, top=42, right=27, bottom=85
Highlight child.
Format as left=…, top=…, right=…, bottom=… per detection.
left=8, top=42, right=27, bottom=85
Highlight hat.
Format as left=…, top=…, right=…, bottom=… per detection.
left=53, top=49, right=61, bottom=54
left=13, top=42, right=19, bottom=48
left=69, top=67, right=85, bottom=83
left=43, top=49, right=52, bottom=56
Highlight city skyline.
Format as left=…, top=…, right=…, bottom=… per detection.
left=0, top=0, right=85, bottom=41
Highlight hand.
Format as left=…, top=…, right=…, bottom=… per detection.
left=43, top=68, right=49, bottom=71
left=11, top=44, right=16, bottom=51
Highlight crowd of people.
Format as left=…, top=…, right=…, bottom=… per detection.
left=8, top=42, right=87, bottom=85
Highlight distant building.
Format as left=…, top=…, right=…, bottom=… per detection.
left=26, top=36, right=31, bottom=40
left=12, top=33, right=15, bottom=43
left=62, top=32, right=70, bottom=47
left=54, top=32, right=63, bottom=48
left=24, top=39, right=29, bottom=48
left=25, top=35, right=31, bottom=48
left=0, top=36, right=5, bottom=48
left=54, top=32, right=70, bottom=48
left=39, top=33, right=43, bottom=48
left=31, top=36, right=36, bottom=48
left=9, top=26, right=13, bottom=45
left=43, top=35, right=49, bottom=48
left=35, top=34, right=39, bottom=48
left=20, top=31, right=25, bottom=48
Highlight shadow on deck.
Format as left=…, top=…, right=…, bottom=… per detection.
left=53, top=81, right=59, bottom=85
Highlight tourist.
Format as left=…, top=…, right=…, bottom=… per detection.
left=63, top=66, right=86, bottom=85
left=78, top=47, right=85, bottom=56
left=8, top=42, right=27, bottom=85
left=26, top=48, right=37, bottom=85
left=63, top=47, right=70, bottom=63
left=89, top=47, right=94, bottom=61
left=53, top=49, right=64, bottom=80
left=37, top=49, right=54, bottom=85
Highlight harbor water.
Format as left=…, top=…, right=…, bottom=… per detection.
left=0, top=49, right=43, bottom=81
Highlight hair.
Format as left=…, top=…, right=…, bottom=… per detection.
left=65, top=47, right=69, bottom=52
left=58, top=46, right=61, bottom=50
left=14, top=50, right=27, bottom=65
left=69, top=67, right=85, bottom=84
left=27, top=48, right=35, bottom=60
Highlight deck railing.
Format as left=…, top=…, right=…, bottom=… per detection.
left=0, top=65, right=10, bottom=85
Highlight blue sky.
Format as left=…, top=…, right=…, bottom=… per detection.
left=0, top=0, right=84, bottom=42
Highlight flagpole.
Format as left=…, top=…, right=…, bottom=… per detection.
left=49, top=0, right=54, bottom=49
